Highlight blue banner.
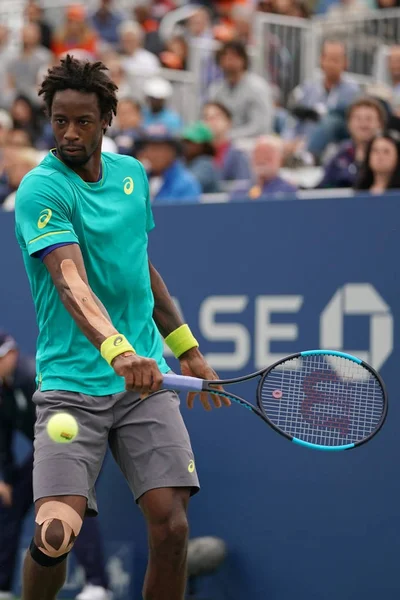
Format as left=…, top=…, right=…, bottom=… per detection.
left=1, top=194, right=399, bottom=599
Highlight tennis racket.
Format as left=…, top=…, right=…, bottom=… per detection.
left=162, top=350, right=388, bottom=451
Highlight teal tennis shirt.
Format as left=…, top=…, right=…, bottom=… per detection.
left=15, top=151, right=169, bottom=396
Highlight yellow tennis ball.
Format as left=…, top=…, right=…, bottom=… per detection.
left=46, top=412, right=78, bottom=443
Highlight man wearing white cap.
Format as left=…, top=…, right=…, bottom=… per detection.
left=143, top=76, right=183, bottom=134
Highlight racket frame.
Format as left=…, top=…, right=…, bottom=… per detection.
left=201, top=350, right=388, bottom=451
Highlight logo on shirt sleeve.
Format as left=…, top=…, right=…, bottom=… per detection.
left=123, top=177, right=134, bottom=195
left=37, top=208, right=52, bottom=229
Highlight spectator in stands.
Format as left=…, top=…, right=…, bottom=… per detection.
left=119, top=21, right=160, bottom=78
left=111, top=97, right=143, bottom=155
left=10, top=95, right=43, bottom=145
left=150, top=0, right=177, bottom=20
left=187, top=7, right=214, bottom=41
left=106, top=55, right=134, bottom=99
left=388, top=46, right=400, bottom=95
left=355, top=131, right=400, bottom=193
left=133, top=4, right=164, bottom=56
left=284, top=39, right=360, bottom=160
left=325, top=0, right=369, bottom=23
left=377, top=0, right=400, bottom=7
left=181, top=122, right=221, bottom=193
left=24, top=1, right=53, bottom=50
left=143, top=77, right=183, bottom=134
left=2, top=148, right=39, bottom=212
left=184, top=7, right=221, bottom=97
left=318, top=97, right=386, bottom=188
left=90, top=0, right=124, bottom=47
left=202, top=101, right=251, bottom=181
left=207, top=41, right=273, bottom=139
left=160, top=35, right=189, bottom=70
left=0, top=110, right=13, bottom=149
left=138, top=130, right=201, bottom=203
left=230, top=135, right=297, bottom=200
left=7, top=23, right=52, bottom=106
left=0, top=26, right=15, bottom=108
left=51, top=4, right=97, bottom=58
left=6, top=128, right=34, bottom=149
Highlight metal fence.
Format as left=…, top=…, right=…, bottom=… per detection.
left=254, top=9, right=400, bottom=99
left=253, top=12, right=315, bottom=104
left=312, top=8, right=400, bottom=81
left=0, top=0, right=25, bottom=53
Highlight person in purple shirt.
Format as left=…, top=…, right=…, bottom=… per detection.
left=230, top=136, right=297, bottom=201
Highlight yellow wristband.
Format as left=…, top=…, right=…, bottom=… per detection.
left=165, top=324, right=199, bottom=359
left=100, top=334, right=135, bottom=366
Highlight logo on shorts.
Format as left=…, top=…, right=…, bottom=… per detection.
left=37, top=209, right=52, bottom=229
left=188, top=460, right=195, bottom=473
left=123, top=177, right=134, bottom=195
left=113, top=336, right=123, bottom=347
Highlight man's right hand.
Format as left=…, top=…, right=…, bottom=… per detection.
left=112, top=352, right=163, bottom=396
left=0, top=481, right=12, bottom=506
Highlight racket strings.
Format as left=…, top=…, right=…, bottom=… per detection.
left=260, top=355, right=384, bottom=446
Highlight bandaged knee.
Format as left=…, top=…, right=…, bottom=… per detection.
left=35, top=501, right=83, bottom=558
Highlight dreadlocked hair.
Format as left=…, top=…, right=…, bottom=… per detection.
left=38, top=54, right=118, bottom=129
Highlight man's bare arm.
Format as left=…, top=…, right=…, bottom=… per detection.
left=43, top=244, right=117, bottom=348
left=149, top=260, right=184, bottom=339
left=43, top=245, right=163, bottom=394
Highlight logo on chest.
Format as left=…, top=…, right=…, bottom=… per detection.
left=123, top=177, right=134, bottom=195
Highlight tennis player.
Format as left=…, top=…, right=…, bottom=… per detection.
left=14, top=55, right=229, bottom=600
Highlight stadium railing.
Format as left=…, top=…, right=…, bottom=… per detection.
left=254, top=9, right=400, bottom=97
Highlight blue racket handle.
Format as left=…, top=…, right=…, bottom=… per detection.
left=163, top=373, right=204, bottom=392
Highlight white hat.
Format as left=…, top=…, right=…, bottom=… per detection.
left=143, top=77, right=173, bottom=100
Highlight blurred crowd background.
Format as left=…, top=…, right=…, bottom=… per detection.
left=1, top=0, right=400, bottom=207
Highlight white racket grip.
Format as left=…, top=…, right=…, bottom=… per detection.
left=162, top=373, right=204, bottom=392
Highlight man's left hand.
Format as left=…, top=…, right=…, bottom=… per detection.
left=179, top=348, right=231, bottom=411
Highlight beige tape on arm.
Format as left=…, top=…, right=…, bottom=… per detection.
left=60, top=258, right=116, bottom=338
left=36, top=501, right=83, bottom=557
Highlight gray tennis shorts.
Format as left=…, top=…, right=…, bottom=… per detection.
left=32, top=388, right=199, bottom=515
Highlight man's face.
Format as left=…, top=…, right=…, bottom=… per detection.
left=348, top=106, right=382, bottom=145
left=389, top=47, right=400, bottom=82
left=121, top=31, right=140, bottom=55
left=51, top=89, right=108, bottom=167
left=22, top=23, right=40, bottom=49
left=141, top=142, right=176, bottom=175
left=252, top=141, right=282, bottom=179
left=219, top=49, right=245, bottom=78
left=188, top=10, right=209, bottom=37
left=320, top=42, right=347, bottom=81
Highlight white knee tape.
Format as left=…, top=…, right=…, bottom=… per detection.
left=36, top=501, right=83, bottom=558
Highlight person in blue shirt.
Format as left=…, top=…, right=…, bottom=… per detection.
left=90, top=0, right=124, bottom=47
left=137, top=131, right=201, bottom=203
left=230, top=135, right=297, bottom=201
left=142, top=77, right=183, bottom=135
